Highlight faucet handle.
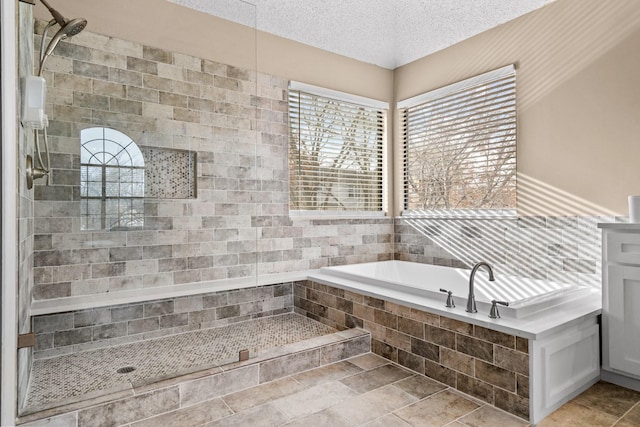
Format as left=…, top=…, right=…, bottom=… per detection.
left=488, top=300, right=509, bottom=319
left=439, top=288, right=455, bottom=308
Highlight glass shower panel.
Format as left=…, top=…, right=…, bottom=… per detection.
left=16, top=1, right=36, bottom=412
left=20, top=0, right=259, bottom=412
left=174, top=0, right=259, bottom=287
left=29, top=0, right=258, bottom=293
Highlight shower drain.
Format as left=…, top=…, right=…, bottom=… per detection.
left=116, top=366, right=136, bottom=374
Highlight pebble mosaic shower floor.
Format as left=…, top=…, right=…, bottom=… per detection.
left=24, top=313, right=337, bottom=410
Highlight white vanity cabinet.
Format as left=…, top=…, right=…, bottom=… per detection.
left=600, top=223, right=640, bottom=388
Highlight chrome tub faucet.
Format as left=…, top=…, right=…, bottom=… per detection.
left=466, top=261, right=495, bottom=313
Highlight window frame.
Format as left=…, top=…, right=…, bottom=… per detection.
left=288, top=81, right=389, bottom=217
left=80, top=127, right=146, bottom=231
left=398, top=65, right=517, bottom=219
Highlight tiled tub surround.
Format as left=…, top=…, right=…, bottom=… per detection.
left=295, top=277, right=601, bottom=424
left=316, top=260, right=596, bottom=319
left=294, top=280, right=531, bottom=419
left=31, top=21, right=393, bottom=302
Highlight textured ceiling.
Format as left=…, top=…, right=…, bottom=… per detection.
left=169, top=0, right=554, bottom=69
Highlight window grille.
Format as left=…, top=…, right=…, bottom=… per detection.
left=400, top=65, right=516, bottom=216
left=288, top=82, right=386, bottom=213
left=80, top=127, right=145, bottom=230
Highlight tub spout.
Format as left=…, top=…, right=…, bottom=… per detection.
left=466, top=261, right=495, bottom=313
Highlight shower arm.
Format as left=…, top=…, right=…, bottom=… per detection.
left=40, top=0, right=67, bottom=27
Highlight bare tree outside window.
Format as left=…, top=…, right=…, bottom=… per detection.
left=289, top=90, right=384, bottom=212
left=80, top=127, right=145, bottom=231
left=403, top=66, right=516, bottom=214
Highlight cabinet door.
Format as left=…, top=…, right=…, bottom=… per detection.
left=608, top=265, right=640, bottom=376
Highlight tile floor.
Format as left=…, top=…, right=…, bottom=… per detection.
left=115, top=352, right=640, bottom=427
left=537, top=380, right=640, bottom=427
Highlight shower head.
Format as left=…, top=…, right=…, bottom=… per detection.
left=59, top=16, right=87, bottom=38
left=42, top=18, right=87, bottom=57
left=37, top=0, right=87, bottom=76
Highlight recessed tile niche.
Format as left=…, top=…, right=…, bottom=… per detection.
left=142, top=147, right=197, bottom=199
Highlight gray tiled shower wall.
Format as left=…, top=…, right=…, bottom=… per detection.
left=30, top=21, right=394, bottom=301
left=32, top=283, right=294, bottom=360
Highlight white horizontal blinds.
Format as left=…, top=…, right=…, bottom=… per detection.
left=402, top=65, right=516, bottom=212
left=289, top=89, right=384, bottom=211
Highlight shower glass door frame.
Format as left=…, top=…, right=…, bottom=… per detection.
left=1, top=0, right=20, bottom=424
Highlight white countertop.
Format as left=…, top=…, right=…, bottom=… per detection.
left=598, top=222, right=640, bottom=230
left=31, top=268, right=602, bottom=341
left=308, top=270, right=601, bottom=340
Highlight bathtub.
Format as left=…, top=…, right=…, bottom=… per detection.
left=308, top=260, right=602, bottom=424
left=312, top=260, right=592, bottom=319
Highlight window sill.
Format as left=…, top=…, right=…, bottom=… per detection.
left=289, top=210, right=387, bottom=220
left=399, top=209, right=517, bottom=221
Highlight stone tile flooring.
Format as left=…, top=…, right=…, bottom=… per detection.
left=21, top=352, right=640, bottom=426
left=24, top=313, right=336, bottom=411
left=537, top=380, right=640, bottom=427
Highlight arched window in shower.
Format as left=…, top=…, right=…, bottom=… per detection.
left=80, top=127, right=145, bottom=231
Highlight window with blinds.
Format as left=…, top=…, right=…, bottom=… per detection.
left=288, top=83, right=386, bottom=212
left=400, top=65, right=517, bottom=216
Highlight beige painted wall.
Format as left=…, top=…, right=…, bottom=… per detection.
left=394, top=0, right=640, bottom=216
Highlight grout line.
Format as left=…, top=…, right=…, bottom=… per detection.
left=454, top=405, right=485, bottom=425
left=290, top=376, right=308, bottom=389
left=219, top=398, right=235, bottom=416
left=270, top=401, right=293, bottom=425
left=611, top=399, right=640, bottom=426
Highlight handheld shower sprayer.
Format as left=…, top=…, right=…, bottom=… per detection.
left=26, top=0, right=87, bottom=189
